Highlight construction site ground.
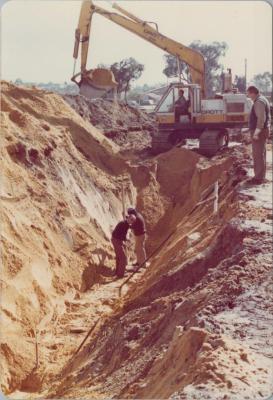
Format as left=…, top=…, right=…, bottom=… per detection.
left=1, top=82, right=272, bottom=400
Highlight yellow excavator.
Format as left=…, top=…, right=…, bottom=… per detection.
left=72, top=1, right=251, bottom=156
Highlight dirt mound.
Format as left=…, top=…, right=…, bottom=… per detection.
left=130, top=327, right=271, bottom=400
left=0, top=81, right=132, bottom=393
left=64, top=95, right=155, bottom=153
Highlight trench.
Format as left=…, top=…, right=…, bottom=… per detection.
left=45, top=185, right=272, bottom=400
left=7, top=144, right=246, bottom=399
left=45, top=201, right=243, bottom=400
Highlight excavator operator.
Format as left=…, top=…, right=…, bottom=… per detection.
left=174, top=89, right=190, bottom=122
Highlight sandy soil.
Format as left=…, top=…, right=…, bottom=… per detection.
left=64, top=95, right=155, bottom=156
left=1, top=82, right=272, bottom=400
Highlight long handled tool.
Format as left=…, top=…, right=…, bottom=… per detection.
left=61, top=318, right=101, bottom=373
left=118, top=228, right=176, bottom=296
left=73, top=318, right=100, bottom=357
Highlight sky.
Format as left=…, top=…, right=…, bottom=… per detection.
left=1, top=0, right=272, bottom=86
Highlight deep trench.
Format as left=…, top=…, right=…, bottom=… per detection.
left=41, top=156, right=244, bottom=399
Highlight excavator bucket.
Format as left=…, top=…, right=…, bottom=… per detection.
left=72, top=68, right=118, bottom=99
left=89, top=68, right=117, bottom=87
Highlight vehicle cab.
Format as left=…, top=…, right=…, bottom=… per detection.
left=154, top=83, right=201, bottom=126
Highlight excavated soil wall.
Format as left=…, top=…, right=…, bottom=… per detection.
left=1, top=82, right=272, bottom=400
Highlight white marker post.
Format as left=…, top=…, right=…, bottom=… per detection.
left=213, top=181, right=219, bottom=214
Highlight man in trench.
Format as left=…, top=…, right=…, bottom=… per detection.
left=111, top=214, right=136, bottom=278
left=247, top=85, right=271, bottom=184
left=127, top=207, right=147, bottom=270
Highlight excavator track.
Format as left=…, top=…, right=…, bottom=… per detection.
left=199, top=129, right=229, bottom=157
left=151, top=129, right=229, bottom=157
left=151, top=130, right=173, bottom=154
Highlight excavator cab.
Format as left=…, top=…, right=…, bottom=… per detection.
left=155, top=83, right=201, bottom=125
left=156, top=86, right=189, bottom=112
left=152, top=83, right=204, bottom=153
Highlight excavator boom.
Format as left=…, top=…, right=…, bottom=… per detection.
left=73, top=1, right=206, bottom=97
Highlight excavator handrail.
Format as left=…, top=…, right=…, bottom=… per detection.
left=73, top=1, right=206, bottom=97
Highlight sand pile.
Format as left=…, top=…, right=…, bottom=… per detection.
left=130, top=327, right=272, bottom=400
left=0, top=81, right=135, bottom=393
left=64, top=95, right=155, bottom=153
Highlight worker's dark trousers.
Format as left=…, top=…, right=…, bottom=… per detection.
left=251, top=128, right=269, bottom=180
left=135, top=234, right=147, bottom=266
left=111, top=237, right=127, bottom=278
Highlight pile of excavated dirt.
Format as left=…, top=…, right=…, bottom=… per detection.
left=0, top=81, right=131, bottom=394
left=1, top=81, right=272, bottom=400
left=64, top=95, right=155, bottom=154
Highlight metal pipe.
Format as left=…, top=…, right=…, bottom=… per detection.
left=73, top=318, right=100, bottom=357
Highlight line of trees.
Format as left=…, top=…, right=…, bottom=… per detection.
left=97, top=41, right=229, bottom=99
left=14, top=45, right=272, bottom=100
left=233, top=72, right=272, bottom=95
left=251, top=72, right=272, bottom=94
left=161, top=42, right=272, bottom=98
left=162, top=41, right=228, bottom=97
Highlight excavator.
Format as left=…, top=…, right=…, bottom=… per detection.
left=72, top=1, right=251, bottom=156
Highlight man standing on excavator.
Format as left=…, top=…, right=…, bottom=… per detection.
left=247, top=86, right=271, bottom=184
left=127, top=207, right=147, bottom=270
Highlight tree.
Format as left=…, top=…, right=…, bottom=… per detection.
left=15, top=78, right=23, bottom=85
left=163, top=54, right=190, bottom=82
left=162, top=41, right=228, bottom=97
left=234, top=75, right=246, bottom=93
left=252, top=72, right=272, bottom=94
left=110, top=57, right=144, bottom=100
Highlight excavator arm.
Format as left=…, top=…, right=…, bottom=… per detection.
left=72, top=1, right=118, bottom=97
left=73, top=0, right=206, bottom=97
left=73, top=1, right=93, bottom=73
